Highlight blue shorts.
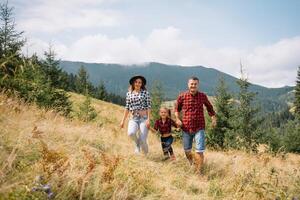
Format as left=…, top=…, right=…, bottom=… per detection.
left=183, top=130, right=205, bottom=153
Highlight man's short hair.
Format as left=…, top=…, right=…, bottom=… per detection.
left=188, top=76, right=199, bottom=82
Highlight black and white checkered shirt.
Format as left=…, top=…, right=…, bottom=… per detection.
left=125, top=90, right=151, bottom=112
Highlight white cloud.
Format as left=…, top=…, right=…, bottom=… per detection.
left=17, top=0, right=122, bottom=33
left=24, top=27, right=300, bottom=87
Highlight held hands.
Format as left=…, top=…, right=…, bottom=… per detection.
left=146, top=119, right=150, bottom=129
left=176, top=118, right=182, bottom=127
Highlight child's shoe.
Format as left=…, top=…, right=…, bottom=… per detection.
left=162, top=155, right=170, bottom=161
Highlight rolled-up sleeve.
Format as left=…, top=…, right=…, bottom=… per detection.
left=125, top=93, right=130, bottom=110
left=175, top=94, right=183, bottom=113
left=145, top=91, right=151, bottom=109
left=203, top=94, right=215, bottom=116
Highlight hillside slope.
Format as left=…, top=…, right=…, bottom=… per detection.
left=0, top=94, right=299, bottom=200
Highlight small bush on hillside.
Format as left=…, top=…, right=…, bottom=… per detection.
left=77, top=95, right=97, bottom=122
left=282, top=120, right=300, bottom=153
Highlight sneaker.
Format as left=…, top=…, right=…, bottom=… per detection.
left=170, top=155, right=176, bottom=161
left=134, top=145, right=140, bottom=154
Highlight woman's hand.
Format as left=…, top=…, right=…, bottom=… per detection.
left=120, top=120, right=125, bottom=128
left=146, top=119, right=150, bottom=129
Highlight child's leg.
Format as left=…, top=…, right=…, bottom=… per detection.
left=167, top=136, right=176, bottom=160
left=161, top=141, right=169, bottom=157
left=168, top=146, right=174, bottom=156
left=169, top=146, right=176, bottom=160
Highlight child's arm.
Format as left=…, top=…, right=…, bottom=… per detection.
left=150, top=120, right=159, bottom=134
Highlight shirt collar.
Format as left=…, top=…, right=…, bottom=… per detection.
left=187, top=90, right=199, bottom=96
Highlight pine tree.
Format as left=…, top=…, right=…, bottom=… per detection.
left=295, top=66, right=300, bottom=120
left=106, top=92, right=125, bottom=105
left=0, top=1, right=24, bottom=58
left=95, top=81, right=108, bottom=101
left=0, top=1, right=25, bottom=77
left=208, top=77, right=234, bottom=149
left=234, top=66, right=261, bottom=152
left=77, top=95, right=97, bottom=122
left=150, top=80, right=164, bottom=126
left=67, top=73, right=77, bottom=92
left=75, top=65, right=89, bottom=94
left=40, top=46, right=66, bottom=89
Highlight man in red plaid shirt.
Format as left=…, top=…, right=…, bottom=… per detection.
left=175, top=76, right=216, bottom=174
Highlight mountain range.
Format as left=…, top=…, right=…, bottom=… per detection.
left=60, top=61, right=294, bottom=112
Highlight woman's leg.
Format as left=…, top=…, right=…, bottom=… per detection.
left=139, top=118, right=149, bottom=154
left=127, top=119, right=140, bottom=153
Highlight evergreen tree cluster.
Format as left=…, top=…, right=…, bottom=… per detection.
left=206, top=66, right=300, bottom=153
left=64, top=65, right=125, bottom=106
left=0, top=2, right=124, bottom=118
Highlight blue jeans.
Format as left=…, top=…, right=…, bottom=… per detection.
left=161, top=136, right=174, bottom=156
left=127, top=115, right=149, bottom=154
left=183, top=130, right=205, bottom=153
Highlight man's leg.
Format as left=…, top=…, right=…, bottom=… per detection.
left=194, top=152, right=204, bottom=173
left=183, top=132, right=194, bottom=165
left=194, top=130, right=205, bottom=174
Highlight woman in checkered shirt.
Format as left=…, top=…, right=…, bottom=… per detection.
left=120, top=75, right=151, bottom=155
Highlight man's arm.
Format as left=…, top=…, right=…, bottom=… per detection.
left=174, top=111, right=182, bottom=127
left=203, top=94, right=217, bottom=127
left=174, top=94, right=183, bottom=126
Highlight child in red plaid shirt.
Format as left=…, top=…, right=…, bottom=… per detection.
left=151, top=107, right=179, bottom=160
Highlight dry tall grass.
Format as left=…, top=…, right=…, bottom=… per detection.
left=0, top=93, right=299, bottom=199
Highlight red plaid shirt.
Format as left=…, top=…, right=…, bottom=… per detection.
left=175, top=91, right=215, bottom=133
left=154, top=118, right=177, bottom=135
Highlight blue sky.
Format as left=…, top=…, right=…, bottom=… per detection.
left=10, top=0, right=300, bottom=87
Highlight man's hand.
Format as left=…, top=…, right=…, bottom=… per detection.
left=176, top=118, right=182, bottom=127
left=211, top=116, right=217, bottom=128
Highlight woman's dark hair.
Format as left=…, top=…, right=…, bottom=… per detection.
left=128, top=78, right=146, bottom=91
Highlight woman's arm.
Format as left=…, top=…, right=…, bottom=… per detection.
left=146, top=109, right=151, bottom=128
left=145, top=90, right=151, bottom=129
left=120, top=109, right=129, bottom=128
left=121, top=92, right=130, bottom=128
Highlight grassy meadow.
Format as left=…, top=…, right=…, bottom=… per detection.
left=0, top=93, right=299, bottom=200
